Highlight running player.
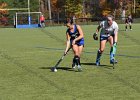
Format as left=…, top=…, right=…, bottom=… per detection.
left=64, top=18, right=84, bottom=71
left=93, top=15, right=118, bottom=66
left=125, top=14, right=133, bottom=31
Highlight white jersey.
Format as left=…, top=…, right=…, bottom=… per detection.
left=99, top=20, right=119, bottom=37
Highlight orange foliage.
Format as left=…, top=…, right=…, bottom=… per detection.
left=0, top=2, right=7, bottom=8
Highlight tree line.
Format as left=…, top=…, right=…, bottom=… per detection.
left=39, top=0, right=140, bottom=19
left=0, top=0, right=140, bottom=22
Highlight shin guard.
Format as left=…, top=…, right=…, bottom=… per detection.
left=125, top=26, right=127, bottom=30
left=130, top=25, right=132, bottom=29
left=110, top=45, right=117, bottom=60
left=96, top=50, right=102, bottom=63
left=74, top=56, right=80, bottom=66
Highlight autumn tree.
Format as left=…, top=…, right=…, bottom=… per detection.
left=0, top=2, right=8, bottom=17
left=64, top=0, right=83, bottom=17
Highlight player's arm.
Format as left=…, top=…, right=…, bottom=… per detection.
left=131, top=18, right=133, bottom=23
left=93, top=25, right=101, bottom=40
left=113, top=23, right=119, bottom=45
left=64, top=32, right=71, bottom=54
left=96, top=25, right=101, bottom=34
left=114, top=31, right=118, bottom=43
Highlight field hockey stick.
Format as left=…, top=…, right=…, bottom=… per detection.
left=51, top=47, right=71, bottom=72
left=113, top=62, right=115, bottom=69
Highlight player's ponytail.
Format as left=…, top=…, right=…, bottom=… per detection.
left=65, top=18, right=73, bottom=25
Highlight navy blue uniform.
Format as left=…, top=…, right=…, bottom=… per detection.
left=125, top=17, right=133, bottom=23
left=66, top=24, right=84, bottom=46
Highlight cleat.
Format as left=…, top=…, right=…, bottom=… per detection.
left=130, top=29, right=132, bottom=31
left=110, top=59, right=117, bottom=69
left=77, top=65, right=82, bottom=72
left=72, top=63, right=76, bottom=69
left=96, top=62, right=100, bottom=66
left=110, top=59, right=117, bottom=64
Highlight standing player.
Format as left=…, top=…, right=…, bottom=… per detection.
left=93, top=15, right=118, bottom=66
left=40, top=14, right=45, bottom=28
left=125, top=14, right=133, bottom=31
left=64, top=18, right=84, bottom=71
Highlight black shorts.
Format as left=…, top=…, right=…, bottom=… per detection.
left=41, top=21, right=44, bottom=23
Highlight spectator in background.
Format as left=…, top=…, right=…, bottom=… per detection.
left=72, top=15, right=76, bottom=24
left=125, top=14, right=133, bottom=31
left=1, top=16, right=8, bottom=25
left=40, top=14, right=45, bottom=28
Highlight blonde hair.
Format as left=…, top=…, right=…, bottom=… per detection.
left=107, top=14, right=114, bottom=20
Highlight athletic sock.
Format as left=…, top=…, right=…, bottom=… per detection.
left=74, top=56, right=82, bottom=71
left=74, top=56, right=81, bottom=66
left=96, top=50, right=102, bottom=63
left=110, top=46, right=116, bottom=60
left=125, top=26, right=127, bottom=30
left=130, top=25, right=132, bottom=29
left=73, top=57, right=76, bottom=65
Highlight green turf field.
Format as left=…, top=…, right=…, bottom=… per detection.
left=0, top=24, right=140, bottom=100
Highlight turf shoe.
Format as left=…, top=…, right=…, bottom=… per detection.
left=110, top=59, right=117, bottom=64
left=96, top=62, right=100, bottom=66
left=77, top=65, right=82, bottom=72
left=72, top=63, right=76, bottom=69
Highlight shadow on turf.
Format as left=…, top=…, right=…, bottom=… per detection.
left=39, top=66, right=75, bottom=71
left=39, top=63, right=115, bottom=71
left=81, top=62, right=114, bottom=69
